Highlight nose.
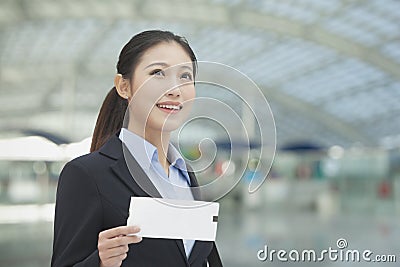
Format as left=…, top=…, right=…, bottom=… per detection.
left=165, top=85, right=181, bottom=97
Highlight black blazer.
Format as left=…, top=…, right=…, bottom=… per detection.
left=51, top=133, right=223, bottom=267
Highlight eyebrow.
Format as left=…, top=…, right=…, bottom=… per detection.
left=144, top=62, right=193, bottom=72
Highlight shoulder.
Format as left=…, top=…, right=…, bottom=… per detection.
left=59, top=150, right=115, bottom=184
left=68, top=150, right=108, bottom=165
left=59, top=135, right=122, bottom=179
left=64, top=151, right=102, bottom=170
left=65, top=137, right=120, bottom=171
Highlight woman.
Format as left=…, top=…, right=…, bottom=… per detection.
left=51, top=30, right=222, bottom=267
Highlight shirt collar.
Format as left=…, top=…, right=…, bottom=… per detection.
left=167, top=144, right=190, bottom=185
left=118, top=128, right=190, bottom=183
left=119, top=128, right=157, bottom=171
left=167, top=143, right=187, bottom=170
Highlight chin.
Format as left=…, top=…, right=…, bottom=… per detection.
left=160, top=122, right=183, bottom=132
left=147, top=118, right=184, bottom=133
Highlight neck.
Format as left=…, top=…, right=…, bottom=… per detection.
left=128, top=124, right=171, bottom=174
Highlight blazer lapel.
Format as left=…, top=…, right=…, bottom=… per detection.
left=187, top=170, right=214, bottom=265
left=99, top=135, right=162, bottom=198
left=100, top=134, right=189, bottom=264
left=188, top=171, right=202, bottom=200
left=188, top=240, right=212, bottom=266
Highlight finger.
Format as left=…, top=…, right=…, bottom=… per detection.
left=102, top=235, right=142, bottom=249
left=126, top=235, right=143, bottom=244
left=105, top=245, right=129, bottom=258
left=101, top=252, right=127, bottom=267
left=100, top=226, right=141, bottom=239
left=99, top=245, right=127, bottom=262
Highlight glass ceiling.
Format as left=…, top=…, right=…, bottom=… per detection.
left=0, top=0, right=399, bottom=148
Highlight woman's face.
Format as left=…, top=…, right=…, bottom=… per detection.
left=128, top=41, right=195, bottom=134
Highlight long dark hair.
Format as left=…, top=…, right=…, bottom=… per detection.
left=90, top=30, right=197, bottom=152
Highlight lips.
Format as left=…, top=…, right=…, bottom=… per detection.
left=156, top=101, right=183, bottom=113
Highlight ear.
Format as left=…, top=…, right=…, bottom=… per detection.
left=114, top=74, right=131, bottom=100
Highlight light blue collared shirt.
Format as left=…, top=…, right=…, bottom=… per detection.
left=119, top=128, right=195, bottom=257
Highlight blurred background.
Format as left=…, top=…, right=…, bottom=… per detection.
left=0, top=0, right=399, bottom=266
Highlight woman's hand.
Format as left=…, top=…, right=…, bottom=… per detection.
left=98, top=225, right=142, bottom=267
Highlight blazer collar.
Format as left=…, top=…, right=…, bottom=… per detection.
left=98, top=131, right=124, bottom=160
left=99, top=132, right=201, bottom=199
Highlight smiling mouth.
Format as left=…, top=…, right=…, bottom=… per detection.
left=156, top=103, right=183, bottom=113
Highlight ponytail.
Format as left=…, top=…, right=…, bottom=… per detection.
left=90, top=87, right=128, bottom=152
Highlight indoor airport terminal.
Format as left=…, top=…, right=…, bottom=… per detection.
left=0, top=0, right=400, bottom=266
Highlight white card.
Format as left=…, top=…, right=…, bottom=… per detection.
left=127, top=197, right=219, bottom=241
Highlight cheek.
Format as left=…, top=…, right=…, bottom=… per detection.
left=183, top=85, right=196, bottom=101
left=132, top=79, right=166, bottom=105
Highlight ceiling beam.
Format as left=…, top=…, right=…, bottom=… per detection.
left=239, top=12, right=400, bottom=80
left=3, top=0, right=398, bottom=80
left=261, top=85, right=375, bottom=145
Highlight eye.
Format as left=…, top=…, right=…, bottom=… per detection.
left=150, top=69, right=165, bottom=77
left=181, top=72, right=193, bottom=81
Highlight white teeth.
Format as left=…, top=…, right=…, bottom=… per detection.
left=157, top=104, right=181, bottom=110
